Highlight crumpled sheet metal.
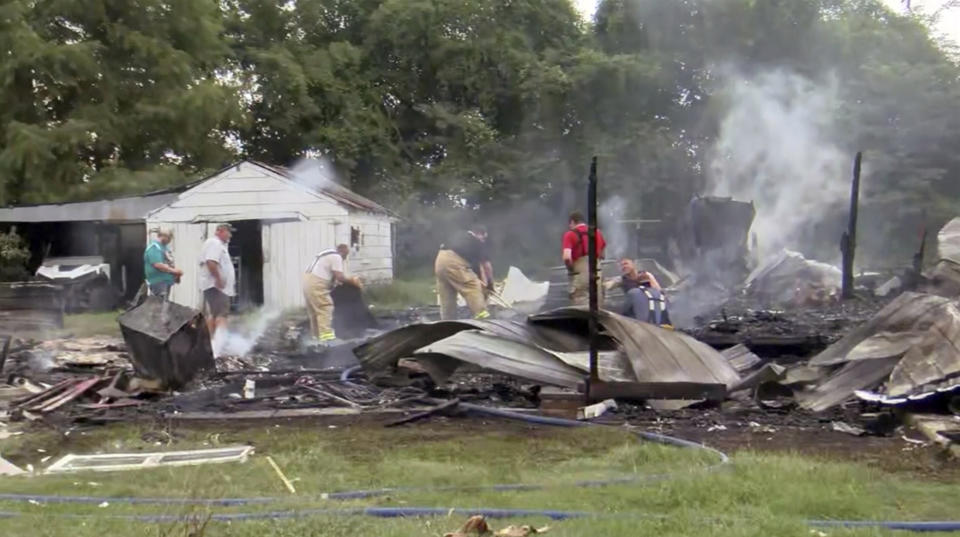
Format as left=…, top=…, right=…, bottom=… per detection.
left=810, top=293, right=953, bottom=367
left=414, top=330, right=586, bottom=388
left=352, top=319, right=588, bottom=375
left=938, top=217, right=960, bottom=264
left=743, top=249, right=841, bottom=305
left=885, top=302, right=960, bottom=397
left=530, top=307, right=740, bottom=389
left=801, top=292, right=960, bottom=410
left=798, top=357, right=901, bottom=412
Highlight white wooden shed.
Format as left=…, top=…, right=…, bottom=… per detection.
left=146, top=160, right=396, bottom=310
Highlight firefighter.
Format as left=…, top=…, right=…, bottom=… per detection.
left=435, top=224, right=493, bottom=320
left=562, top=211, right=606, bottom=306
left=302, top=244, right=362, bottom=344
left=618, top=258, right=672, bottom=328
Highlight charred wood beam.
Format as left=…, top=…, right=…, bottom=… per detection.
left=841, top=151, right=862, bottom=299
left=587, top=156, right=599, bottom=381
left=578, top=380, right=727, bottom=402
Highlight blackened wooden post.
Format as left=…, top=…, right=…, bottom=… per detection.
left=841, top=151, right=862, bottom=300
left=587, top=156, right=599, bottom=381
left=913, top=225, right=928, bottom=275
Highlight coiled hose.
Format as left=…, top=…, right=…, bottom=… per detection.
left=0, top=364, right=956, bottom=532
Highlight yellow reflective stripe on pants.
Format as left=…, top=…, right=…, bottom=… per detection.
left=319, top=331, right=336, bottom=341
left=435, top=249, right=488, bottom=320
left=474, top=310, right=490, bottom=319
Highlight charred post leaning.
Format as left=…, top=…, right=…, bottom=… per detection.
left=841, top=151, right=862, bottom=300
left=587, top=156, right=599, bottom=381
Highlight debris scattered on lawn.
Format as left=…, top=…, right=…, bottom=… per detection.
left=495, top=524, right=551, bottom=537
left=578, top=399, right=617, bottom=420
left=0, top=455, right=26, bottom=476
left=266, top=455, right=297, bottom=494
left=444, top=515, right=491, bottom=537
left=118, top=297, right=215, bottom=389
left=831, top=421, right=867, bottom=437
left=44, top=446, right=253, bottom=474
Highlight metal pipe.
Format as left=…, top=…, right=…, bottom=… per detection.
left=587, top=156, right=599, bottom=381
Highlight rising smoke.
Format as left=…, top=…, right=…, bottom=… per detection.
left=707, top=70, right=850, bottom=262
left=600, top=195, right=630, bottom=260
left=288, top=156, right=340, bottom=191
left=212, top=308, right=281, bottom=357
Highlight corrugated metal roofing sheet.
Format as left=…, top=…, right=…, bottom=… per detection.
left=530, top=308, right=741, bottom=389
left=414, top=330, right=586, bottom=388
left=0, top=193, right=179, bottom=223
left=355, top=308, right=740, bottom=403
left=801, top=292, right=960, bottom=411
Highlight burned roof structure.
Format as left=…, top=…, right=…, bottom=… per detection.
left=799, top=292, right=960, bottom=411
left=354, top=308, right=741, bottom=408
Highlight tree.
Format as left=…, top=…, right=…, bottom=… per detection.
left=0, top=0, right=243, bottom=204
left=0, top=229, right=30, bottom=281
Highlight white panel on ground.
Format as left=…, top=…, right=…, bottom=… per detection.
left=44, top=446, right=254, bottom=474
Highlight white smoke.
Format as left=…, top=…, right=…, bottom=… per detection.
left=288, top=156, right=340, bottom=191
left=600, top=195, right=630, bottom=259
left=707, top=70, right=849, bottom=261
left=212, top=308, right=281, bottom=357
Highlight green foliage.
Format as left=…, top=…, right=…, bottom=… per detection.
left=0, top=0, right=244, bottom=204
left=0, top=229, right=30, bottom=281
left=2, top=0, right=959, bottom=267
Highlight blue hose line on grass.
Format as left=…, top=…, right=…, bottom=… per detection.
left=1, top=366, right=957, bottom=532
left=2, top=505, right=960, bottom=532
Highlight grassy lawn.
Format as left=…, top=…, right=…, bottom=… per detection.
left=0, top=419, right=957, bottom=536
left=61, top=310, right=123, bottom=338
left=364, top=279, right=436, bottom=310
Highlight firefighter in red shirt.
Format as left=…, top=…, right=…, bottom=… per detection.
left=562, top=211, right=606, bottom=306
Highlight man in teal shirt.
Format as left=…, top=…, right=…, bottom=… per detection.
left=143, top=228, right=182, bottom=299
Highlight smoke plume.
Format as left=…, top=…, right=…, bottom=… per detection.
left=600, top=195, right=630, bottom=259
left=212, top=308, right=281, bottom=357
left=707, top=70, right=850, bottom=261
left=288, top=156, right=340, bottom=191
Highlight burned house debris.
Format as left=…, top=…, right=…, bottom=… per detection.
left=117, top=297, right=215, bottom=389
left=2, top=173, right=960, bottom=469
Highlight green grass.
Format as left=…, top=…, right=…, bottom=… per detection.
left=61, top=311, right=123, bottom=338
left=0, top=420, right=957, bottom=536
left=364, top=279, right=436, bottom=310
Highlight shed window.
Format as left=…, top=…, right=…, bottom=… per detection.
left=350, top=226, right=362, bottom=250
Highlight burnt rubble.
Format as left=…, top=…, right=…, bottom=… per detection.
left=1, top=218, right=960, bottom=459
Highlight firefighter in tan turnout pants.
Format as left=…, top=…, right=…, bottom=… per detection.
left=302, top=244, right=362, bottom=344
left=435, top=224, right=493, bottom=320
left=562, top=211, right=606, bottom=306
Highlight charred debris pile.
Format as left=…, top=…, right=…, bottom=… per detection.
left=1, top=213, right=960, bottom=455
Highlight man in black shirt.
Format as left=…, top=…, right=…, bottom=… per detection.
left=435, top=224, right=493, bottom=320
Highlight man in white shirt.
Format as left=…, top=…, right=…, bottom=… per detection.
left=199, top=223, right=236, bottom=337
left=302, top=243, right=362, bottom=343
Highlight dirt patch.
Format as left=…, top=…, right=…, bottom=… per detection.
left=618, top=407, right=959, bottom=482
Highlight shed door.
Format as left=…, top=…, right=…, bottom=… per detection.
left=262, top=220, right=336, bottom=309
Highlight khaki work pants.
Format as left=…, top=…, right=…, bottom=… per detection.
left=302, top=272, right=335, bottom=341
left=435, top=249, right=489, bottom=320
left=569, top=256, right=604, bottom=307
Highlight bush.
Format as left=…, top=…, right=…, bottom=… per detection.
left=0, top=230, right=31, bottom=281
